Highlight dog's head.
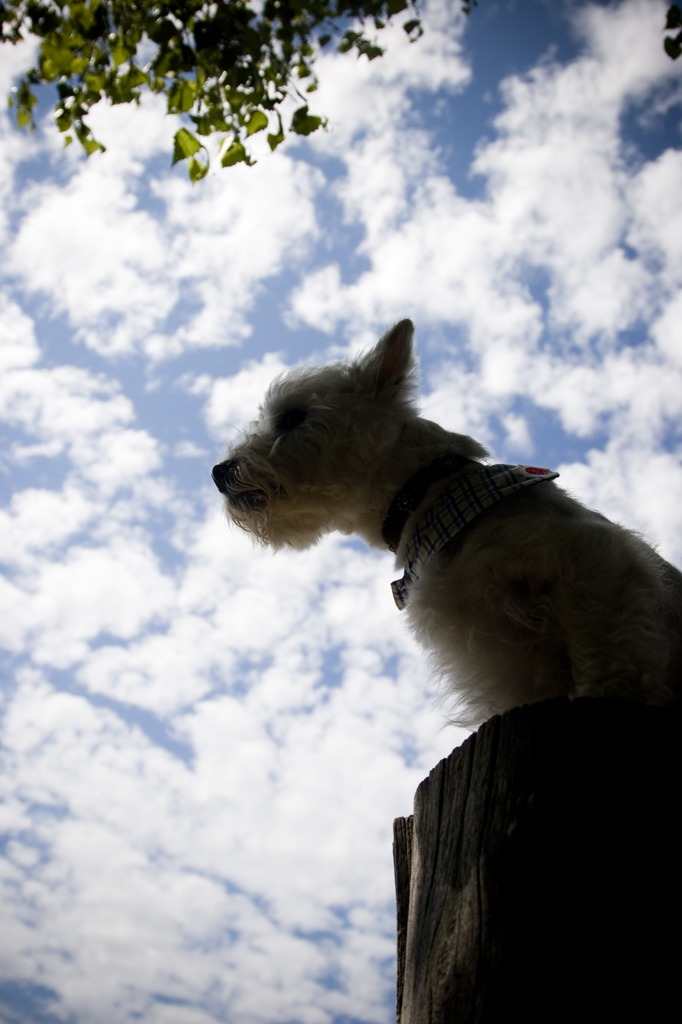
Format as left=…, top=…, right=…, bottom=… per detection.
left=212, top=319, right=419, bottom=549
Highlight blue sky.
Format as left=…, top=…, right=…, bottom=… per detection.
left=1, top=1, right=682, bottom=1022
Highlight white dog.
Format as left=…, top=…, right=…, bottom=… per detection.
left=213, top=319, right=682, bottom=724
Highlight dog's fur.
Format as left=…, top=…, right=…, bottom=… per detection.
left=213, top=319, right=682, bottom=724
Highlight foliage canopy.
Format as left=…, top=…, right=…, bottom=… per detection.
left=1, top=0, right=426, bottom=179
left=3, top=2, right=675, bottom=180
left=665, top=4, right=682, bottom=59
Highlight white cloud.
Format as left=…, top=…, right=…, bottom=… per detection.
left=0, top=357, right=165, bottom=506
left=174, top=440, right=207, bottom=459
left=86, top=89, right=174, bottom=168
left=0, top=39, right=41, bottom=245
left=10, top=165, right=172, bottom=358
left=310, top=1, right=470, bottom=147
left=143, top=155, right=322, bottom=358
left=0, top=535, right=175, bottom=666
left=651, top=290, right=682, bottom=365
left=500, top=412, right=534, bottom=454
left=190, top=352, right=291, bottom=438
left=0, top=485, right=95, bottom=568
left=560, top=443, right=682, bottom=565
left=3, top=99, right=322, bottom=362
left=627, top=146, right=682, bottom=290
left=290, top=0, right=679, bottom=359
left=0, top=294, right=40, bottom=370
left=1, top=362, right=131, bottom=441
left=532, top=343, right=682, bottom=444
left=0, top=585, right=452, bottom=1019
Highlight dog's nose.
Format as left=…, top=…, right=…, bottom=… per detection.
left=212, top=459, right=237, bottom=495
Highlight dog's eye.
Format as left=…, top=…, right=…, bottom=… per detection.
left=275, top=407, right=307, bottom=433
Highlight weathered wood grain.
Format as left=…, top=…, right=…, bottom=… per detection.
left=394, top=698, right=680, bottom=1023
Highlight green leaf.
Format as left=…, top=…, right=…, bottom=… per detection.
left=338, top=31, right=357, bottom=54
left=666, top=5, right=682, bottom=30
left=55, top=109, right=72, bottom=132
left=172, top=127, right=202, bottom=164
left=291, top=104, right=324, bottom=137
left=245, top=109, right=268, bottom=136
left=267, top=112, right=284, bottom=152
left=25, top=3, right=61, bottom=35
left=146, top=17, right=177, bottom=46
left=191, top=108, right=231, bottom=135
left=664, top=34, right=682, bottom=59
left=16, top=106, right=34, bottom=130
left=167, top=78, right=196, bottom=114
left=112, top=36, right=134, bottom=67
left=121, top=65, right=149, bottom=91
left=220, top=139, right=249, bottom=167
left=14, top=79, right=38, bottom=129
left=355, top=37, right=384, bottom=61
left=82, top=136, right=106, bottom=156
left=41, top=43, right=77, bottom=77
left=227, top=90, right=247, bottom=111
left=387, top=0, right=408, bottom=14
left=403, top=19, right=423, bottom=41
left=188, top=154, right=210, bottom=181
left=84, top=71, right=106, bottom=93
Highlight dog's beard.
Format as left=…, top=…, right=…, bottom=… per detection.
left=224, top=472, right=333, bottom=550
left=214, top=458, right=272, bottom=509
left=224, top=488, right=274, bottom=544
left=211, top=456, right=275, bottom=540
left=226, top=486, right=268, bottom=513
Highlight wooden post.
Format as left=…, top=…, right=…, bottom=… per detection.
left=393, top=698, right=680, bottom=1023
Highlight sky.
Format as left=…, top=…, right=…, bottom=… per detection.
left=1, top=1, right=681, bottom=1021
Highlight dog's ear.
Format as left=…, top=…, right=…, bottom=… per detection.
left=357, top=319, right=416, bottom=397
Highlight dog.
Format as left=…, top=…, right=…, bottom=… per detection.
left=212, top=319, right=682, bottom=724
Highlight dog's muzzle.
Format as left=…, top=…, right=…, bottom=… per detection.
left=211, top=459, right=267, bottom=510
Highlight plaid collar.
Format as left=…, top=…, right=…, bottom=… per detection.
left=382, top=453, right=473, bottom=552
left=391, top=463, right=559, bottom=609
